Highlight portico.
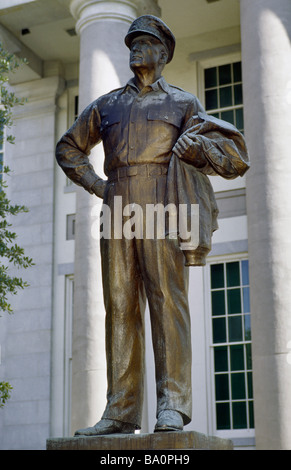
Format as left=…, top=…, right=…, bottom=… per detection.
left=0, top=0, right=291, bottom=450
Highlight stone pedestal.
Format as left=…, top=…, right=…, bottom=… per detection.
left=46, top=431, right=233, bottom=451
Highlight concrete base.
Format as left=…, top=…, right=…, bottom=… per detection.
left=46, top=431, right=233, bottom=450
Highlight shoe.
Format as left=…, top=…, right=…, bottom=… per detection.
left=154, top=410, right=184, bottom=432
left=74, top=418, right=136, bottom=436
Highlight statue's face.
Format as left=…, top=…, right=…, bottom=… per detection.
left=129, top=34, right=165, bottom=72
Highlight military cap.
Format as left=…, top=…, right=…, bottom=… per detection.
left=125, top=15, right=175, bottom=63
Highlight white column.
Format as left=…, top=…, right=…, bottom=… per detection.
left=69, top=0, right=160, bottom=434
left=240, top=0, right=291, bottom=450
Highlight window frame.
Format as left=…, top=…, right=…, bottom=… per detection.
left=204, top=252, right=255, bottom=442
left=67, top=86, right=79, bottom=127
left=197, top=52, right=242, bottom=110
left=199, top=53, right=254, bottom=444
left=197, top=52, right=247, bottom=195
left=66, top=213, right=76, bottom=241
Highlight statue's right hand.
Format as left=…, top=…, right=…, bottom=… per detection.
left=91, top=179, right=107, bottom=199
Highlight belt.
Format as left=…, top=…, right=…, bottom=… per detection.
left=108, top=163, right=168, bottom=182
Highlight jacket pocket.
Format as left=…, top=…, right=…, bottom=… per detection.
left=100, top=111, right=122, bottom=132
left=146, top=110, right=182, bottom=150
left=147, top=109, right=182, bottom=128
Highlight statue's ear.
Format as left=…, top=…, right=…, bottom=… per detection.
left=160, top=49, right=168, bottom=65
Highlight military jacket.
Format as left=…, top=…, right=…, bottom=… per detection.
left=55, top=76, right=204, bottom=192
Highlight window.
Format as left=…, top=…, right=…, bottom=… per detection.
left=66, top=214, right=76, bottom=240
left=210, top=259, right=254, bottom=431
left=204, top=61, right=244, bottom=133
left=74, top=95, right=79, bottom=122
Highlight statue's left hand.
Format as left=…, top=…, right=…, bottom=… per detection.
left=172, top=135, right=206, bottom=167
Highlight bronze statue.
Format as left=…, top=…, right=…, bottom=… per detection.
left=56, top=15, right=249, bottom=436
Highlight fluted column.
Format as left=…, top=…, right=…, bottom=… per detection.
left=240, top=0, right=291, bottom=449
left=69, top=0, right=160, bottom=435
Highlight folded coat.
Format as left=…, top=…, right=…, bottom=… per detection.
left=166, top=112, right=250, bottom=266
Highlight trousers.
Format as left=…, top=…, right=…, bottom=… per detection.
left=100, top=169, right=192, bottom=427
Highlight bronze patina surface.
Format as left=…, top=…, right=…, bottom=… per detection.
left=56, top=14, right=249, bottom=436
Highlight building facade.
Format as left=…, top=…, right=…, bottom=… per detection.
left=0, top=0, right=290, bottom=450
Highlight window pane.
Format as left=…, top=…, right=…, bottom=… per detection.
left=214, top=346, right=228, bottom=372
left=231, top=372, right=246, bottom=399
left=219, top=64, right=232, bottom=85
left=247, top=371, right=253, bottom=399
left=243, top=287, right=250, bottom=313
left=233, top=402, right=247, bottom=429
left=227, top=289, right=241, bottom=314
left=241, top=260, right=249, bottom=285
left=215, top=374, right=229, bottom=400
left=226, top=261, right=240, bottom=287
left=249, top=401, right=255, bottom=428
left=230, top=345, right=244, bottom=371
left=74, top=95, right=79, bottom=119
left=246, top=343, right=252, bottom=370
left=205, top=67, right=217, bottom=88
left=205, top=89, right=218, bottom=110
left=233, top=61, right=242, bottom=82
left=212, top=290, right=225, bottom=316
left=211, top=264, right=224, bottom=289
left=244, top=314, right=251, bottom=340
left=228, top=315, right=243, bottom=342
left=234, top=84, right=243, bottom=105
left=235, top=108, right=244, bottom=130
left=221, top=110, right=234, bottom=125
left=216, top=402, right=230, bottom=430
left=213, top=317, right=226, bottom=343
left=219, top=86, right=232, bottom=108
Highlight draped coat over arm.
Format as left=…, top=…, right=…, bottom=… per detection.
left=166, top=112, right=249, bottom=265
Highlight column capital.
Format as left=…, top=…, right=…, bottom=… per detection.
left=70, top=0, right=136, bottom=34
left=70, top=0, right=161, bottom=34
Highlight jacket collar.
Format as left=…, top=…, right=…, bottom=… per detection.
left=125, top=76, right=170, bottom=94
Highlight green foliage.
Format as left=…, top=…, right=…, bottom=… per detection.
left=0, top=166, right=34, bottom=313
left=0, top=43, right=27, bottom=144
left=0, top=43, right=31, bottom=407
left=0, top=43, right=31, bottom=315
left=0, top=381, right=13, bottom=408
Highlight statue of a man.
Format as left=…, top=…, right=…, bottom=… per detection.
left=56, top=15, right=249, bottom=436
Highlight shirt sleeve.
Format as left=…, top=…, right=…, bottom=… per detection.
left=55, top=100, right=103, bottom=193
